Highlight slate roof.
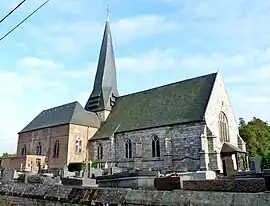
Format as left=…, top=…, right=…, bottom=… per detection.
left=91, top=72, right=218, bottom=140
left=85, top=21, right=119, bottom=113
left=221, top=142, right=246, bottom=153
left=19, top=101, right=100, bottom=134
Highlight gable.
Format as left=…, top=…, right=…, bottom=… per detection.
left=91, top=72, right=217, bottom=140
left=204, top=73, right=240, bottom=146
left=19, top=101, right=100, bottom=134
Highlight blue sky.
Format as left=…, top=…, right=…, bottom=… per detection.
left=0, top=0, right=270, bottom=154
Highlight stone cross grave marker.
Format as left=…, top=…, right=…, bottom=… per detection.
left=63, top=165, right=69, bottom=177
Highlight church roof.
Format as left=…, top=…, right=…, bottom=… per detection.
left=91, top=72, right=217, bottom=140
left=221, top=142, right=245, bottom=153
left=19, top=101, right=100, bottom=134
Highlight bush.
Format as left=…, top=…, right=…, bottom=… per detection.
left=261, top=154, right=270, bottom=169
left=17, top=173, right=25, bottom=183
left=68, top=162, right=99, bottom=172
left=91, top=161, right=98, bottom=169
left=68, top=162, right=85, bottom=172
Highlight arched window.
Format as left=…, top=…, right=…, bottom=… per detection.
left=97, top=143, right=103, bottom=159
left=21, top=144, right=27, bottom=156
left=36, top=142, right=42, bottom=155
left=53, top=140, right=60, bottom=158
left=125, top=139, right=132, bottom=158
left=152, top=135, right=160, bottom=158
left=218, top=112, right=230, bottom=142
left=76, top=136, right=83, bottom=153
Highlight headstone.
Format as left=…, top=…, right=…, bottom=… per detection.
left=13, top=170, right=19, bottom=179
left=62, top=165, right=69, bottom=177
left=79, top=170, right=84, bottom=177
left=1, top=168, right=14, bottom=183
left=91, top=168, right=103, bottom=177
left=26, top=174, right=61, bottom=185
left=251, top=156, right=261, bottom=173
left=84, top=163, right=90, bottom=178
left=225, top=158, right=235, bottom=176
left=263, top=169, right=270, bottom=174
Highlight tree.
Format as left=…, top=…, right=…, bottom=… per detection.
left=0, top=152, right=16, bottom=159
left=239, top=117, right=270, bottom=159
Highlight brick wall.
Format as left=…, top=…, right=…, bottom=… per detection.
left=16, top=124, right=98, bottom=171
left=67, top=124, right=98, bottom=164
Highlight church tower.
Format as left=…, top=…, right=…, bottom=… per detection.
left=84, top=19, right=119, bottom=121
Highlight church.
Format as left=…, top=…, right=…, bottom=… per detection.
left=13, top=20, right=248, bottom=175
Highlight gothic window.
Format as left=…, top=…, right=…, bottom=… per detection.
left=53, top=140, right=60, bottom=158
left=152, top=135, right=160, bottom=158
left=75, top=136, right=83, bottom=153
left=125, top=139, right=132, bottom=159
left=218, top=112, right=230, bottom=142
left=97, top=143, right=103, bottom=160
left=21, top=144, right=27, bottom=156
left=36, top=142, right=42, bottom=155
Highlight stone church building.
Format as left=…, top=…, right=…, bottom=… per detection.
left=13, top=20, right=247, bottom=175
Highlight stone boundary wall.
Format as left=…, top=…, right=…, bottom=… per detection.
left=1, top=183, right=270, bottom=205
left=183, top=178, right=267, bottom=193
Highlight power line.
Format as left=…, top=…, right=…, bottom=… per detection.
left=0, top=0, right=50, bottom=43
left=0, top=0, right=26, bottom=24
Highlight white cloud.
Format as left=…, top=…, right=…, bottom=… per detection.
left=112, top=15, right=179, bottom=45
left=23, top=14, right=179, bottom=56
left=17, top=57, right=60, bottom=70
left=0, top=56, right=89, bottom=153
left=1, top=0, right=270, bottom=155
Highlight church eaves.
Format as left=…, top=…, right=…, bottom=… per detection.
left=84, top=20, right=119, bottom=113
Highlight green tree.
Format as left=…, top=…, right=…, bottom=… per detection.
left=0, top=152, right=16, bottom=159
left=239, top=117, right=270, bottom=159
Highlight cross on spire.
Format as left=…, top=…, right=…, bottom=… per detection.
left=106, top=5, right=110, bottom=22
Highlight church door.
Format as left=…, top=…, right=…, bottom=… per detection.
left=222, top=156, right=234, bottom=176
left=222, top=159, right=227, bottom=176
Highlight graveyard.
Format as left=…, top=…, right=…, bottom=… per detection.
left=0, top=156, right=270, bottom=205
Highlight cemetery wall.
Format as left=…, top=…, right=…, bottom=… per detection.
left=0, top=182, right=270, bottom=205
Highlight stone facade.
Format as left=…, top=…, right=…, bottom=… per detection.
left=204, top=73, right=246, bottom=172
left=89, top=73, right=246, bottom=174
left=89, top=122, right=205, bottom=172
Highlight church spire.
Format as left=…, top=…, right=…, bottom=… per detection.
left=84, top=18, right=119, bottom=116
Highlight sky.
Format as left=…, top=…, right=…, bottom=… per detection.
left=0, top=0, right=270, bottom=155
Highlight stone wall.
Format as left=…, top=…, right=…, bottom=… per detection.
left=90, top=122, right=205, bottom=172
left=0, top=183, right=270, bottom=205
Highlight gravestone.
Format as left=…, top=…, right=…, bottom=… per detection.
left=251, top=157, right=261, bottom=173
left=1, top=168, right=14, bottom=183
left=13, top=170, right=19, bottom=179
left=60, top=165, right=69, bottom=178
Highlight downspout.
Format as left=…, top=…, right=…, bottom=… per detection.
left=86, top=126, right=90, bottom=178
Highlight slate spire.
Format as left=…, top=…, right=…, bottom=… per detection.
left=85, top=20, right=119, bottom=113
